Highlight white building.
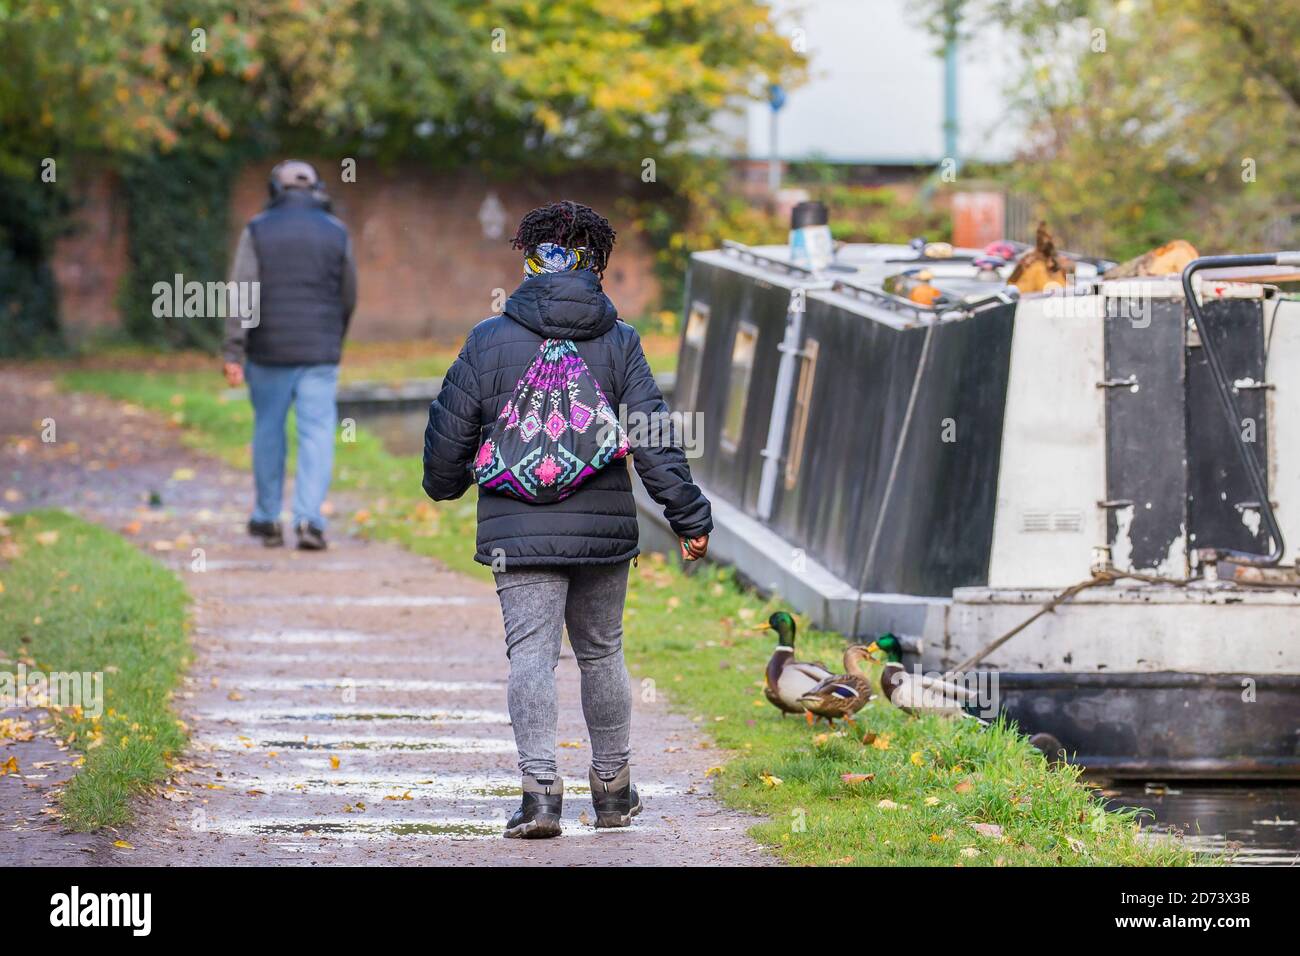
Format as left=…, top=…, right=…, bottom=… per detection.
left=724, top=0, right=1021, bottom=165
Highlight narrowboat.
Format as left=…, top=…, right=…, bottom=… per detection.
left=633, top=237, right=1300, bottom=778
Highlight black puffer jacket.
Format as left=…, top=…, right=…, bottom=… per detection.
left=422, top=269, right=711, bottom=567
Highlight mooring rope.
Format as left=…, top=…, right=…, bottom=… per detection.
left=944, top=569, right=1191, bottom=676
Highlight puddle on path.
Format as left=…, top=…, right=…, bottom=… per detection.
left=219, top=629, right=401, bottom=645
left=204, top=652, right=450, bottom=667
left=203, top=705, right=510, bottom=725
left=225, top=771, right=682, bottom=800
left=207, top=735, right=518, bottom=754
left=225, top=677, right=503, bottom=692
left=233, top=595, right=493, bottom=607
left=180, top=559, right=400, bottom=573
left=203, top=817, right=651, bottom=839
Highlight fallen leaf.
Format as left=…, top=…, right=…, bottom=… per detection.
left=0, top=755, right=18, bottom=776
left=171, top=467, right=196, bottom=481
left=910, top=750, right=925, bottom=767
left=558, top=740, right=584, bottom=749
left=840, top=773, right=875, bottom=785
left=971, top=823, right=1004, bottom=839
left=925, top=796, right=941, bottom=806
left=759, top=772, right=783, bottom=788
left=871, top=734, right=892, bottom=751
left=954, top=780, right=974, bottom=794
left=704, top=766, right=724, bottom=777
left=112, top=840, right=134, bottom=849
left=34, top=530, right=59, bottom=546
left=0, top=718, right=33, bottom=742
left=329, top=755, right=340, bottom=769
left=877, top=799, right=900, bottom=810
left=960, top=847, right=980, bottom=858
left=226, top=690, right=244, bottom=701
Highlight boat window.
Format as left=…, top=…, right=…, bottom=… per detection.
left=721, top=321, right=757, bottom=452
left=785, top=337, right=819, bottom=489
left=677, top=301, right=709, bottom=411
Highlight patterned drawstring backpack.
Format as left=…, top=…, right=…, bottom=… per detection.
left=474, top=338, right=629, bottom=503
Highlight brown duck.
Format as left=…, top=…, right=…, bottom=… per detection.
left=797, top=644, right=876, bottom=727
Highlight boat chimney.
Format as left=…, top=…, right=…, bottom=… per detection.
left=789, top=200, right=832, bottom=272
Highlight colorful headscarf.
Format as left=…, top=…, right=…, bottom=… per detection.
left=524, top=242, right=593, bottom=279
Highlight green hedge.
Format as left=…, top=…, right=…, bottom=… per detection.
left=0, top=174, right=65, bottom=358
left=117, top=147, right=246, bottom=351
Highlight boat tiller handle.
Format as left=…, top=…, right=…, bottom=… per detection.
left=1180, top=253, right=1292, bottom=567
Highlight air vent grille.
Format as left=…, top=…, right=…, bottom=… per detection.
left=1021, top=509, right=1084, bottom=533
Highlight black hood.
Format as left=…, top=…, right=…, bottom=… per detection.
left=503, top=270, right=618, bottom=341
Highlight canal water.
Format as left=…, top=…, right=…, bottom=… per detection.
left=1104, top=782, right=1299, bottom=866
left=345, top=401, right=1300, bottom=866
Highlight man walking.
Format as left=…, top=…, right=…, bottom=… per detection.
left=223, top=160, right=357, bottom=550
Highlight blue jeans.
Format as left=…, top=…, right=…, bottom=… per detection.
left=245, top=361, right=339, bottom=529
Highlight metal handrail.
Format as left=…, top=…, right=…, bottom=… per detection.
left=1181, top=253, right=1300, bottom=566
left=830, top=277, right=1018, bottom=323
left=719, top=240, right=816, bottom=279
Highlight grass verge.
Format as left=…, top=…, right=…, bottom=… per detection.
left=0, top=509, right=190, bottom=830
left=59, top=363, right=1188, bottom=864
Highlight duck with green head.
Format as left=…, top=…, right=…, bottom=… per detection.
left=878, top=662, right=988, bottom=724
left=866, top=633, right=903, bottom=663
left=752, top=611, right=833, bottom=717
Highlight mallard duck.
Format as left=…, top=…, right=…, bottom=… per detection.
left=878, top=662, right=987, bottom=724
left=754, top=611, right=833, bottom=717
left=797, top=645, right=875, bottom=727
left=866, top=634, right=903, bottom=664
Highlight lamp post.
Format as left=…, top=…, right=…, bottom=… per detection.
left=942, top=0, right=961, bottom=173
left=767, top=83, right=786, bottom=195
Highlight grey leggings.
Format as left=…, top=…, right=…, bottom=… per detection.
left=493, top=561, right=632, bottom=779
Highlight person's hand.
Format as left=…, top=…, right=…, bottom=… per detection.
left=223, top=362, right=245, bottom=387
left=680, top=534, right=708, bottom=562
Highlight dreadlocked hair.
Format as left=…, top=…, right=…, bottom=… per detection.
left=510, top=200, right=617, bottom=275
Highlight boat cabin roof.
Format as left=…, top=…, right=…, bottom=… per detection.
left=695, top=241, right=1277, bottom=327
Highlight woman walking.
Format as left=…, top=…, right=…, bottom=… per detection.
left=422, top=201, right=711, bottom=838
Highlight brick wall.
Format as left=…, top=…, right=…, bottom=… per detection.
left=51, top=167, right=130, bottom=342
left=54, top=161, right=663, bottom=347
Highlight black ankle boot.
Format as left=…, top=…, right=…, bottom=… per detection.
left=504, top=775, right=563, bottom=839
left=247, top=519, right=284, bottom=548
left=295, top=521, right=327, bottom=551
left=588, top=765, right=642, bottom=828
